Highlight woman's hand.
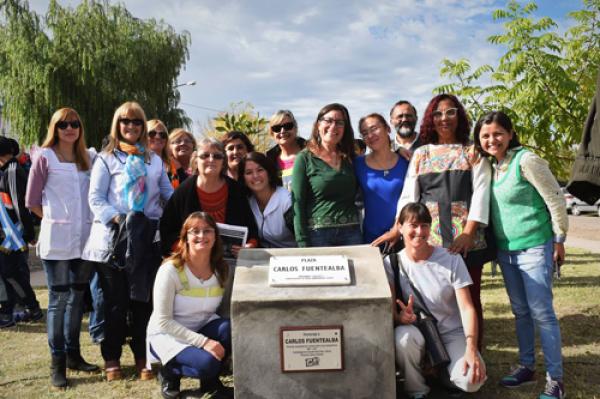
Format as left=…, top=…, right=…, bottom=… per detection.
left=448, top=233, right=475, bottom=257
left=371, top=228, right=400, bottom=248
left=203, top=339, right=225, bottom=361
left=397, top=147, right=412, bottom=161
left=553, top=242, right=565, bottom=266
left=462, top=345, right=486, bottom=385
left=396, top=295, right=417, bottom=325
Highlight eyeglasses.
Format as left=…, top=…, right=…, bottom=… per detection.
left=119, top=118, right=144, bottom=126
left=393, top=113, right=415, bottom=120
left=319, top=118, right=345, bottom=127
left=187, top=228, right=215, bottom=237
left=171, top=138, right=194, bottom=146
left=359, top=124, right=383, bottom=138
left=225, top=143, right=246, bottom=152
left=148, top=130, right=168, bottom=140
left=56, top=120, right=81, bottom=130
left=271, top=122, right=295, bottom=133
left=432, top=108, right=458, bottom=120
left=197, top=152, right=225, bottom=160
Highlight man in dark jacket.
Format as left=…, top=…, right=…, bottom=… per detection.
left=0, top=137, right=41, bottom=328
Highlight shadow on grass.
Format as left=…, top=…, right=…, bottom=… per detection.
left=481, top=274, right=600, bottom=291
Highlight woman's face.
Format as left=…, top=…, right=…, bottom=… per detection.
left=317, top=109, right=345, bottom=149
left=270, top=116, right=297, bottom=147
left=196, top=144, right=225, bottom=178
left=170, top=134, right=194, bottom=161
left=225, top=138, right=248, bottom=170
left=433, top=99, right=459, bottom=144
left=359, top=117, right=390, bottom=152
left=399, top=218, right=431, bottom=249
left=56, top=117, right=81, bottom=146
left=243, top=160, right=270, bottom=194
left=478, top=122, right=513, bottom=161
left=148, top=127, right=168, bottom=154
left=186, top=218, right=216, bottom=254
left=118, top=110, right=143, bottom=145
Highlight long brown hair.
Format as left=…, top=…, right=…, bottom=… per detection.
left=307, top=103, right=356, bottom=161
left=163, top=212, right=229, bottom=287
left=42, top=108, right=90, bottom=171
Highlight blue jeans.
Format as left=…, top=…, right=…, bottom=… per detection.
left=308, top=225, right=363, bottom=247
left=88, top=270, right=105, bottom=343
left=498, top=239, right=563, bottom=380
left=43, top=259, right=93, bottom=356
left=154, top=318, right=231, bottom=380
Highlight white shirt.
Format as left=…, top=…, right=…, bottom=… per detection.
left=248, top=186, right=297, bottom=248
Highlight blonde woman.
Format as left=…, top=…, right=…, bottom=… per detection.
left=82, top=101, right=173, bottom=381
left=265, top=110, right=305, bottom=191
left=147, top=119, right=170, bottom=165
left=26, top=107, right=98, bottom=387
left=148, top=212, right=233, bottom=399
left=168, top=128, right=196, bottom=188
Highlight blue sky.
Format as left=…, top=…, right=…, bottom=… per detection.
left=30, top=0, right=582, bottom=138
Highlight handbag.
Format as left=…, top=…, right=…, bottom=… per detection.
left=396, top=254, right=451, bottom=369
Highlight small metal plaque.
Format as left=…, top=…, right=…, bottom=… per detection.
left=280, top=326, right=344, bottom=372
left=269, top=255, right=351, bottom=286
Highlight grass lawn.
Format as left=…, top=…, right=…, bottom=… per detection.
left=0, top=248, right=598, bottom=399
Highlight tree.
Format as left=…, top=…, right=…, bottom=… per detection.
left=435, top=0, right=600, bottom=179
left=205, top=101, right=271, bottom=152
left=0, top=0, right=191, bottom=148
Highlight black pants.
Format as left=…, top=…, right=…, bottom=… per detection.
left=93, top=262, right=152, bottom=362
left=0, top=251, right=39, bottom=315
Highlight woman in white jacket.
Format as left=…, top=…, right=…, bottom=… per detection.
left=26, top=107, right=99, bottom=388
left=82, top=101, right=173, bottom=381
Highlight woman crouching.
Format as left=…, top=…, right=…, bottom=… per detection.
left=384, top=203, right=486, bottom=398
left=147, top=212, right=233, bottom=399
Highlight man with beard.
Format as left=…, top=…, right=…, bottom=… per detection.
left=390, top=100, right=421, bottom=155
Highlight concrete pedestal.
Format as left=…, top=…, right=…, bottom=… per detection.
left=232, top=245, right=395, bottom=399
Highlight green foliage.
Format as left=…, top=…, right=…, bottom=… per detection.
left=434, top=0, right=600, bottom=179
left=0, top=0, right=191, bottom=148
left=208, top=101, right=271, bottom=152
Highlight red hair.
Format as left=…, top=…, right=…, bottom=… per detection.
left=419, top=94, right=471, bottom=145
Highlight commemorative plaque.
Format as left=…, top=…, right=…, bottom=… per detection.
left=280, top=326, right=344, bottom=372
left=269, top=255, right=351, bottom=286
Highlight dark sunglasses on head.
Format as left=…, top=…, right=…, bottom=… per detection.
left=119, top=118, right=144, bottom=126
left=56, top=120, right=81, bottom=130
left=271, top=122, right=295, bottom=133
left=149, top=130, right=168, bottom=139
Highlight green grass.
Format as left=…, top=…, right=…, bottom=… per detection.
left=0, top=248, right=598, bottom=398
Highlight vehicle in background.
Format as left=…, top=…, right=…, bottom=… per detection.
left=562, top=187, right=600, bottom=216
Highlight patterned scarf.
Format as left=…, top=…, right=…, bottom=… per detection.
left=119, top=142, right=147, bottom=212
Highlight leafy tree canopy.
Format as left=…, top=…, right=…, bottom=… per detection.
left=435, top=0, right=600, bottom=179
left=0, top=0, right=191, bottom=148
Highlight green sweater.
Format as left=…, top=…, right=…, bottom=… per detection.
left=491, top=148, right=553, bottom=251
left=291, top=150, right=359, bottom=247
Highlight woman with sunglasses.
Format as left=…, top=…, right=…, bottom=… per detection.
left=221, top=131, right=255, bottom=181
left=240, top=152, right=296, bottom=248
left=168, top=128, right=196, bottom=189
left=148, top=119, right=170, bottom=166
left=25, top=109, right=97, bottom=388
left=291, top=103, right=362, bottom=247
left=82, top=101, right=174, bottom=381
left=355, top=113, right=409, bottom=244
left=148, top=212, right=233, bottom=399
left=160, top=137, right=258, bottom=259
left=475, top=111, right=567, bottom=399
left=374, top=94, right=492, bottom=350
left=266, top=110, right=305, bottom=192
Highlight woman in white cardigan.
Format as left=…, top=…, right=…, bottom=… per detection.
left=147, top=212, right=233, bottom=399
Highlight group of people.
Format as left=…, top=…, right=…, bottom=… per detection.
left=0, top=93, right=568, bottom=399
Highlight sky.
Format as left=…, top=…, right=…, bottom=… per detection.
left=29, top=0, right=579, bottom=138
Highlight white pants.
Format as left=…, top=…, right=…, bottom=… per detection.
left=394, top=325, right=486, bottom=397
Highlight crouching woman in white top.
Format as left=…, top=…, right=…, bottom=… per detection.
left=383, top=203, right=486, bottom=399
left=147, top=212, right=233, bottom=399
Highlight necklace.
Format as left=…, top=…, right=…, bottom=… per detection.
left=368, top=152, right=396, bottom=176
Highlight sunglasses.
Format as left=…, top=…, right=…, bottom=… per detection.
left=197, top=152, right=225, bottom=160
left=149, top=130, right=168, bottom=139
left=56, top=120, right=81, bottom=130
left=119, top=118, right=144, bottom=126
left=271, top=122, right=295, bottom=133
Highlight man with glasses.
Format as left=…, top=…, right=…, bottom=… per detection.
left=390, top=100, right=421, bottom=155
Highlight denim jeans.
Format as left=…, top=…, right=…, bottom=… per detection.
left=43, top=259, right=93, bottom=356
left=308, top=225, right=363, bottom=247
left=497, top=239, right=563, bottom=380
left=88, top=270, right=105, bottom=343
